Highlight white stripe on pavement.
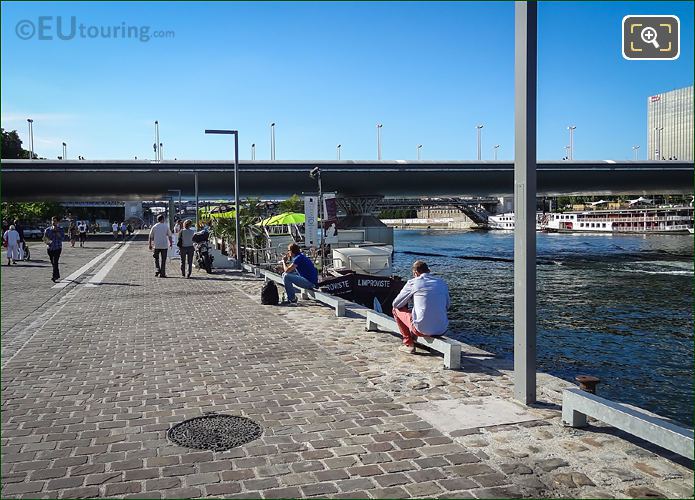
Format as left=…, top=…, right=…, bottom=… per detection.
left=52, top=244, right=120, bottom=289
left=84, top=239, right=133, bottom=287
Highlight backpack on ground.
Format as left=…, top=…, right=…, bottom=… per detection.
left=261, top=281, right=279, bottom=305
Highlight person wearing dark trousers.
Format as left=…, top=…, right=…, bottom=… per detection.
left=178, top=219, right=196, bottom=278
left=148, top=214, right=172, bottom=277
left=43, top=216, right=64, bottom=282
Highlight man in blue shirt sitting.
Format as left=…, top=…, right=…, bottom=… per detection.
left=280, top=243, right=318, bottom=305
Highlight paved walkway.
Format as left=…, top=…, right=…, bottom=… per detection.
left=1, top=237, right=693, bottom=499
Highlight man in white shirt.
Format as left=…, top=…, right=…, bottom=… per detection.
left=148, top=214, right=172, bottom=277
left=391, top=260, right=450, bottom=354
left=3, top=225, right=21, bottom=265
left=112, top=222, right=119, bottom=240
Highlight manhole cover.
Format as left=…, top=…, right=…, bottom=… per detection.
left=167, top=414, right=263, bottom=451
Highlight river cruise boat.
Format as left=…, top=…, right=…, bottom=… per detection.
left=488, top=212, right=544, bottom=231
left=543, top=206, right=694, bottom=234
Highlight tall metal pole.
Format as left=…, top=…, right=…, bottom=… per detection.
left=377, top=123, right=383, bottom=160
left=251, top=143, right=255, bottom=161
left=337, top=144, right=341, bottom=160
left=27, top=119, right=34, bottom=159
left=160, top=142, right=164, bottom=161
left=155, top=121, right=160, bottom=161
left=632, top=145, right=640, bottom=160
left=270, top=123, right=276, bottom=160
left=233, top=132, right=241, bottom=267
left=494, top=144, right=500, bottom=160
left=62, top=142, right=67, bottom=160
left=417, top=144, right=422, bottom=160
left=513, top=0, right=537, bottom=405
left=567, top=125, right=576, bottom=160
left=476, top=124, right=484, bottom=160
left=194, top=172, right=199, bottom=229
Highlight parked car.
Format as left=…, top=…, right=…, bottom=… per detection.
left=23, top=227, right=44, bottom=239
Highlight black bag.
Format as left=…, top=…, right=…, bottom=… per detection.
left=176, top=233, right=183, bottom=248
left=261, top=281, right=279, bottom=305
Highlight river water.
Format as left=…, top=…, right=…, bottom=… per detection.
left=391, top=229, right=694, bottom=427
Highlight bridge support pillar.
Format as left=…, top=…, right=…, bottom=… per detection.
left=168, top=198, right=175, bottom=229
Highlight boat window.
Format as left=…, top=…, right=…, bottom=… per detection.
left=602, top=223, right=606, bottom=228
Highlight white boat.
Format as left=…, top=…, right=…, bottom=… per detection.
left=543, top=206, right=694, bottom=234
left=331, top=245, right=394, bottom=276
left=487, top=212, right=544, bottom=231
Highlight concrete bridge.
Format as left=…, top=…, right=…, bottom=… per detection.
left=1, top=159, right=692, bottom=201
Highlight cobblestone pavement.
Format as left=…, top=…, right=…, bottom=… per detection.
left=1, top=240, right=693, bottom=499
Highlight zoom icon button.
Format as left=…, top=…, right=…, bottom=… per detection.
left=623, top=15, right=679, bottom=60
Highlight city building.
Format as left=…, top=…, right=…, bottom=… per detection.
left=647, top=85, right=693, bottom=161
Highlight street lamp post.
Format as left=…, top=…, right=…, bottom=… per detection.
left=160, top=142, right=164, bottom=161
left=310, top=167, right=325, bottom=271
left=376, top=123, right=383, bottom=160
left=62, top=142, right=67, bottom=160
left=27, top=119, right=34, bottom=159
left=417, top=144, right=422, bottom=160
left=154, top=121, right=160, bottom=161
left=567, top=125, right=576, bottom=160
left=205, top=129, right=241, bottom=269
left=476, top=124, right=484, bottom=160
left=654, top=127, right=664, bottom=160
left=336, top=144, right=341, bottom=160
left=493, top=144, right=500, bottom=160
left=270, top=123, right=276, bottom=160
left=251, top=143, right=255, bottom=161
left=632, top=145, right=640, bottom=160
left=564, top=145, right=570, bottom=160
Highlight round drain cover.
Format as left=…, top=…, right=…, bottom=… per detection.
left=167, top=414, right=263, bottom=451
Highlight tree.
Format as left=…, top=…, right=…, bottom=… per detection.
left=1, top=202, right=64, bottom=223
left=1, top=128, right=36, bottom=159
left=277, top=194, right=304, bottom=214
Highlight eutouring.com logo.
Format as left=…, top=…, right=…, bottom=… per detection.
left=15, top=16, right=175, bottom=42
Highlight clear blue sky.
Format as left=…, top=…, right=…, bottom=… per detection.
left=1, top=1, right=693, bottom=161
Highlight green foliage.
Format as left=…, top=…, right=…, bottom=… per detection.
left=1, top=128, right=36, bottom=159
left=277, top=194, right=303, bottom=214
left=378, top=208, right=417, bottom=219
left=1, top=202, right=64, bottom=223
left=210, top=198, right=266, bottom=258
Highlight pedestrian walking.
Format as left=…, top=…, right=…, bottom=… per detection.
left=178, top=219, right=196, bottom=278
left=43, top=217, right=64, bottom=282
left=13, top=219, right=26, bottom=260
left=3, top=225, right=21, bottom=265
left=171, top=218, right=182, bottom=261
left=120, top=221, right=128, bottom=241
left=112, top=221, right=119, bottom=240
left=68, top=221, right=78, bottom=247
left=78, top=221, right=87, bottom=247
left=148, top=214, right=172, bottom=278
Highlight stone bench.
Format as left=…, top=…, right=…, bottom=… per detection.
left=260, top=270, right=346, bottom=317
left=364, top=310, right=461, bottom=369
left=562, top=387, right=694, bottom=460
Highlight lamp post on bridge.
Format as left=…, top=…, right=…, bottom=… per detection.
left=205, top=128, right=241, bottom=269
left=476, top=124, right=484, bottom=161
left=654, top=127, right=663, bottom=160
left=417, top=144, right=422, bottom=160
left=251, top=143, right=255, bottom=161
left=160, top=142, right=164, bottom=161
left=337, top=144, right=341, bottom=160
left=376, top=123, right=383, bottom=160
left=270, top=123, right=276, bottom=160
left=493, top=144, right=500, bottom=160
left=154, top=121, right=160, bottom=161
left=62, top=142, right=67, bottom=160
left=27, top=119, right=34, bottom=159
left=632, top=145, right=640, bottom=160
left=567, top=125, right=576, bottom=160
left=564, top=145, right=570, bottom=160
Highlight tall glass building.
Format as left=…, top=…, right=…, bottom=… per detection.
left=647, top=86, right=693, bottom=161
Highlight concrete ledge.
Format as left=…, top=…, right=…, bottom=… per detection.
left=562, top=387, right=694, bottom=460
left=261, top=270, right=346, bottom=317
left=365, top=310, right=461, bottom=370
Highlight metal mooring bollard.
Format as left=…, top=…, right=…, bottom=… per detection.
left=575, top=375, right=600, bottom=394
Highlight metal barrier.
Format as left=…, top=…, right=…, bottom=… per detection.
left=562, top=387, right=694, bottom=460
